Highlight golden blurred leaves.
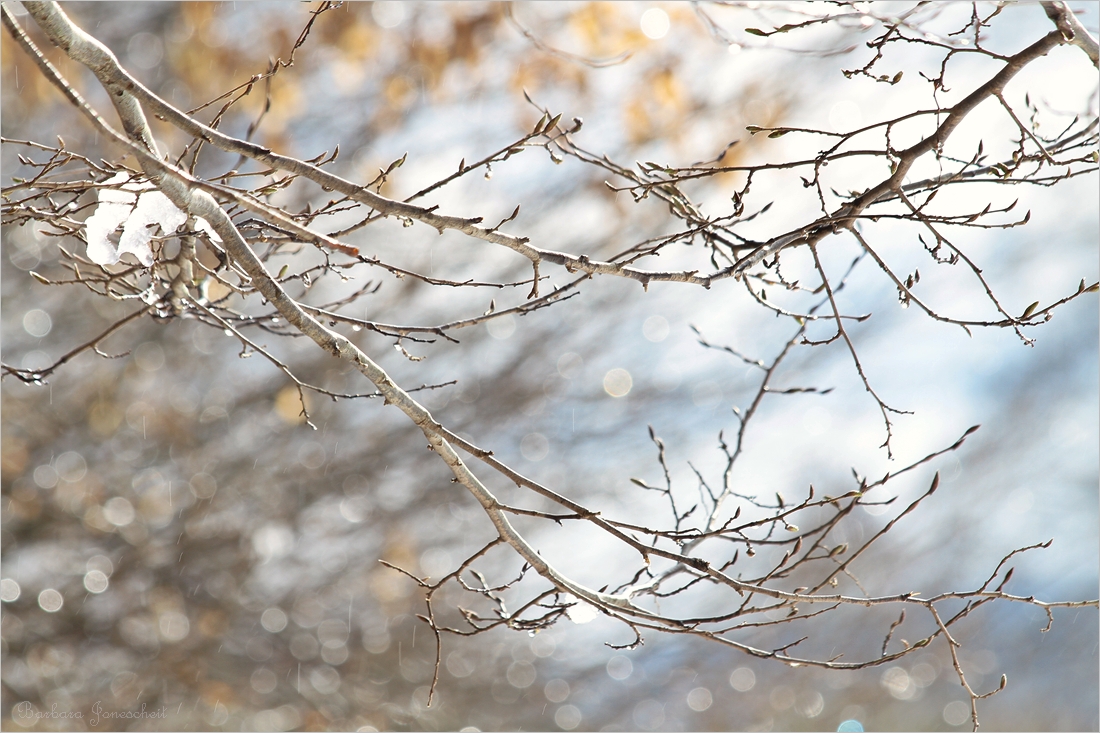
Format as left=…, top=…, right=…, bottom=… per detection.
left=624, top=67, right=688, bottom=144
left=274, top=384, right=309, bottom=424
left=7, top=484, right=42, bottom=522
left=372, top=526, right=420, bottom=608
left=199, top=679, right=236, bottom=709
left=88, top=399, right=124, bottom=437
left=568, top=2, right=641, bottom=58
left=198, top=609, right=229, bottom=638
left=329, top=10, right=379, bottom=61
left=1, top=436, right=29, bottom=478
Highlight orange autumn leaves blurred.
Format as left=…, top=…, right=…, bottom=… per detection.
left=7, top=1, right=782, bottom=178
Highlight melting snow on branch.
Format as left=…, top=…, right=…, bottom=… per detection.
left=565, top=598, right=598, bottom=624
left=85, top=172, right=219, bottom=266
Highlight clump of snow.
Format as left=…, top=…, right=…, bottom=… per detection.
left=565, top=598, right=598, bottom=624
left=85, top=172, right=219, bottom=266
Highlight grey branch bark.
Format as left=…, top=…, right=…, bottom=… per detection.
left=1043, top=1, right=1100, bottom=66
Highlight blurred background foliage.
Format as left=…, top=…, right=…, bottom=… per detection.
left=1, top=2, right=1097, bottom=731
